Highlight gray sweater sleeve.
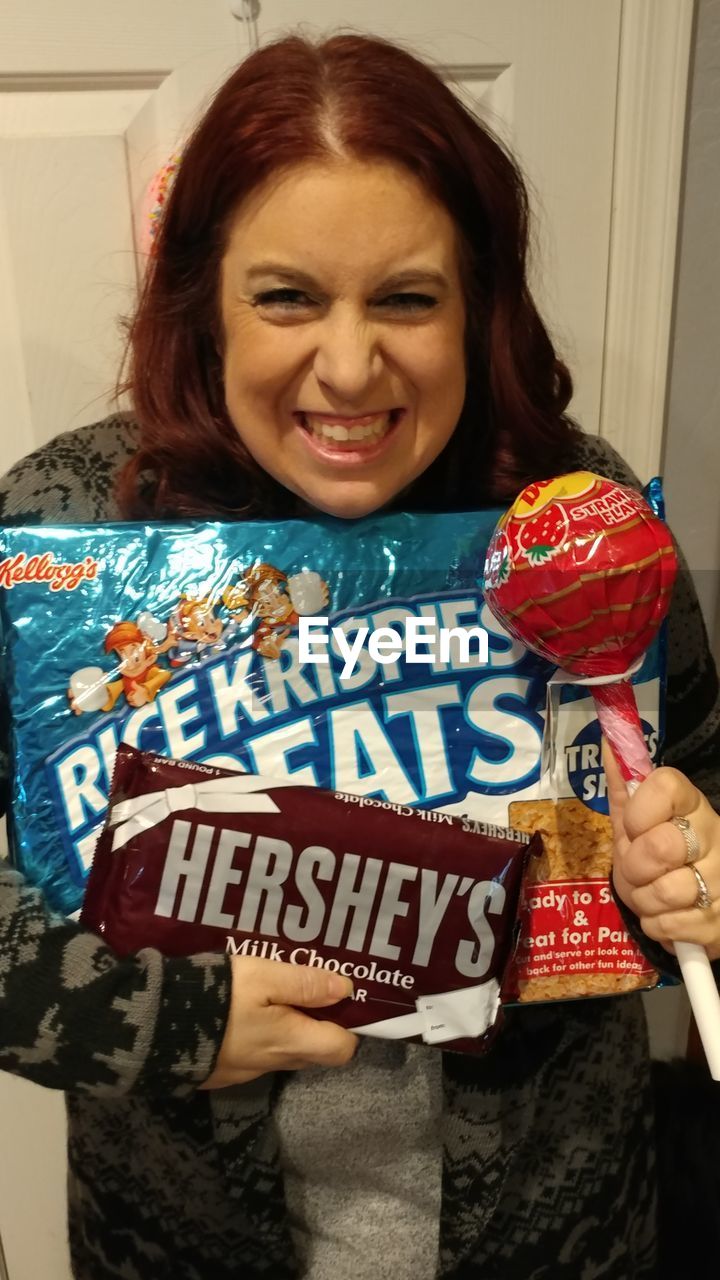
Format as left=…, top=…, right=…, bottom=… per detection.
left=0, top=865, right=229, bottom=1095
left=0, top=417, right=231, bottom=1096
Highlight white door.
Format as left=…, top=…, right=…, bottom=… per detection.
left=0, top=0, right=250, bottom=472
left=0, top=9, right=251, bottom=1277
left=0, top=2, right=694, bottom=1277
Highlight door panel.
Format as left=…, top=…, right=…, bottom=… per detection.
left=0, top=8, right=248, bottom=1274
left=0, top=124, right=137, bottom=457
left=0, top=5, right=247, bottom=468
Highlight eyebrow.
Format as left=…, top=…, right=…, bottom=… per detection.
left=244, top=262, right=450, bottom=292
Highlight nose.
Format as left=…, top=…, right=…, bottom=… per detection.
left=312, top=308, right=384, bottom=403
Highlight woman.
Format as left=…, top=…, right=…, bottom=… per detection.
left=1, top=31, right=719, bottom=1280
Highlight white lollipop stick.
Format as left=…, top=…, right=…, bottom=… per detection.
left=596, top=684, right=720, bottom=1081
left=673, top=942, right=720, bottom=1079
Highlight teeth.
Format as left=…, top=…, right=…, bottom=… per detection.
left=303, top=413, right=393, bottom=444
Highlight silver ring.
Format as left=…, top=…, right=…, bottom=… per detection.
left=690, top=863, right=713, bottom=910
left=672, top=814, right=701, bottom=864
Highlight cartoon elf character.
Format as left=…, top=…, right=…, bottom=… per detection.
left=167, top=595, right=226, bottom=667
left=240, top=562, right=329, bottom=660
left=67, top=565, right=329, bottom=716
left=220, top=582, right=252, bottom=646
left=221, top=582, right=251, bottom=620
left=237, top=563, right=297, bottom=659
left=68, top=619, right=174, bottom=714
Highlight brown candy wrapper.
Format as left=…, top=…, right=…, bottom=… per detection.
left=81, top=745, right=538, bottom=1054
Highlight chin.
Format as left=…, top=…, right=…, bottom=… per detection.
left=303, top=484, right=398, bottom=521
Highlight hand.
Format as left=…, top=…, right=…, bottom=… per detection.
left=605, top=742, right=720, bottom=960
left=199, top=956, right=358, bottom=1089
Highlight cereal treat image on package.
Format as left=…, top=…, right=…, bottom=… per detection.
left=506, top=797, right=656, bottom=1002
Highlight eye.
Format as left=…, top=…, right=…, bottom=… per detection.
left=375, top=293, right=439, bottom=312
left=253, top=288, right=316, bottom=310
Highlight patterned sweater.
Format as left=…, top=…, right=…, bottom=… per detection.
left=0, top=416, right=718, bottom=1280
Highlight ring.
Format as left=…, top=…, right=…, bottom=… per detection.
left=690, top=863, right=713, bottom=910
left=672, top=814, right=701, bottom=864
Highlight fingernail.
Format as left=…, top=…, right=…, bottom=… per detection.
left=329, top=974, right=352, bottom=999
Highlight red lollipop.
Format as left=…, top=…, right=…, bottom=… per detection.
left=483, top=470, right=676, bottom=783
left=484, top=471, right=720, bottom=1080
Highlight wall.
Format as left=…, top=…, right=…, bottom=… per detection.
left=642, top=0, right=720, bottom=1069
left=664, top=0, right=720, bottom=662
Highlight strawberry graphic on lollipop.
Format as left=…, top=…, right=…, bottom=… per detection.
left=508, top=472, right=599, bottom=565
left=515, top=504, right=570, bottom=564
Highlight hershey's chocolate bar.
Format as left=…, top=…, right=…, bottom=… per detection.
left=82, top=746, right=537, bottom=1052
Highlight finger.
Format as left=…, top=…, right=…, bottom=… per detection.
left=284, top=1014, right=359, bottom=1067
left=622, top=767, right=703, bottom=841
left=250, top=958, right=353, bottom=1008
left=603, top=738, right=629, bottom=813
left=617, top=819, right=705, bottom=888
left=638, top=903, right=720, bottom=959
left=630, top=857, right=718, bottom=914
left=602, top=739, right=630, bottom=850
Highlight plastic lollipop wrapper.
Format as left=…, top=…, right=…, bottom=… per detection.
left=483, top=471, right=676, bottom=781
left=484, top=471, right=720, bottom=1079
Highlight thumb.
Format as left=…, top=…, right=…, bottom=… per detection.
left=602, top=737, right=630, bottom=847
left=260, top=959, right=353, bottom=1009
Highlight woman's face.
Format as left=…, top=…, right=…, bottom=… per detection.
left=219, top=158, right=467, bottom=518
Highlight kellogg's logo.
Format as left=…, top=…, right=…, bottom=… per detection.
left=0, top=551, right=99, bottom=592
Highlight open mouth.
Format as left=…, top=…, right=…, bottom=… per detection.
left=295, top=408, right=404, bottom=450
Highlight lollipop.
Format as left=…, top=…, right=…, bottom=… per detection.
left=484, top=471, right=720, bottom=1077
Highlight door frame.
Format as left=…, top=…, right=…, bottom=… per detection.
left=600, top=0, right=695, bottom=479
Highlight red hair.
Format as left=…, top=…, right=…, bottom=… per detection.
left=118, top=32, right=578, bottom=519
